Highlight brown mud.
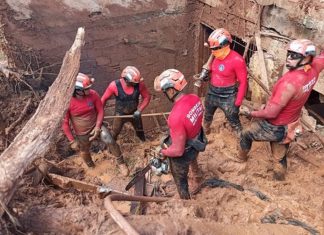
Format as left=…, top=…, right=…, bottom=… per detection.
left=1, top=110, right=323, bottom=234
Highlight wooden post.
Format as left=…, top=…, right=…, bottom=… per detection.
left=255, top=33, right=269, bottom=89
left=0, top=27, right=85, bottom=215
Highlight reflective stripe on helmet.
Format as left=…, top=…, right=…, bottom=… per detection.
left=288, top=39, right=316, bottom=57
left=121, top=66, right=142, bottom=83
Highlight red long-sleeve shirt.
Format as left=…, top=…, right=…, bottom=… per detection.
left=62, top=90, right=104, bottom=142
left=161, top=94, right=204, bottom=157
left=210, top=50, right=248, bottom=106
left=101, top=78, right=151, bottom=111
left=252, top=52, right=324, bottom=125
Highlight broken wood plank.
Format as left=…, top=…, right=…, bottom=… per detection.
left=255, top=32, right=269, bottom=91
left=260, top=32, right=291, bottom=41
left=0, top=27, right=85, bottom=216
left=130, top=168, right=146, bottom=215
left=243, top=37, right=252, bottom=60
left=48, top=173, right=125, bottom=195
left=249, top=75, right=271, bottom=96
left=104, top=112, right=170, bottom=119
left=104, top=194, right=169, bottom=235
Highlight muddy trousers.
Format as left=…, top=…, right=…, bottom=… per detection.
left=111, top=114, right=145, bottom=142
left=169, top=148, right=199, bottom=200
left=204, top=85, right=242, bottom=133
left=77, top=134, right=94, bottom=167
left=101, top=125, right=124, bottom=164
left=240, top=120, right=289, bottom=163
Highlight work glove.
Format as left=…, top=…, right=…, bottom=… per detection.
left=70, top=140, right=80, bottom=151
left=89, top=127, right=101, bottom=141
left=199, top=68, right=210, bottom=81
left=133, top=109, right=141, bottom=119
left=239, top=105, right=252, bottom=117
left=155, top=144, right=167, bottom=160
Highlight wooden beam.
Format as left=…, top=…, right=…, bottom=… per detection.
left=104, top=112, right=170, bottom=119
left=130, top=168, right=146, bottom=215
left=0, top=27, right=85, bottom=216
left=48, top=173, right=124, bottom=195
left=255, top=32, right=269, bottom=91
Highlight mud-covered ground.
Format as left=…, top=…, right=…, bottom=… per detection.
left=1, top=109, right=323, bottom=235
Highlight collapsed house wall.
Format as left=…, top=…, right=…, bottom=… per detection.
left=0, top=0, right=200, bottom=122
left=198, top=0, right=324, bottom=97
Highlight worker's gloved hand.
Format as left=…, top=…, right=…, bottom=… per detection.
left=89, top=127, right=101, bottom=141
left=199, top=68, right=210, bottom=81
left=70, top=140, right=80, bottom=151
left=133, top=110, right=141, bottom=119
left=158, top=149, right=167, bottom=161
left=239, top=105, right=252, bottom=117
left=150, top=156, right=169, bottom=176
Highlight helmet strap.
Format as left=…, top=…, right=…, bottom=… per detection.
left=164, top=88, right=180, bottom=102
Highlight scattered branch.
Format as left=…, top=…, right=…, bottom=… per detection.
left=5, top=98, right=32, bottom=136
left=0, top=64, right=39, bottom=100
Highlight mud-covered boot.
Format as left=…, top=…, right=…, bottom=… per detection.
left=234, top=126, right=242, bottom=138
left=203, top=121, right=212, bottom=135
left=273, top=157, right=287, bottom=181
left=80, top=152, right=95, bottom=168
left=189, top=159, right=204, bottom=194
left=237, top=149, right=249, bottom=162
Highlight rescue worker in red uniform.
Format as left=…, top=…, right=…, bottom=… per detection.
left=239, top=39, right=324, bottom=180
left=154, top=69, right=207, bottom=199
left=101, top=66, right=151, bottom=176
left=197, top=28, right=248, bottom=135
left=62, top=73, right=104, bottom=167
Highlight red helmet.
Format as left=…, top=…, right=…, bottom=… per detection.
left=208, top=28, right=232, bottom=49
left=154, top=69, right=187, bottom=92
left=121, top=66, right=142, bottom=83
left=75, top=73, right=94, bottom=90
left=287, top=39, right=316, bottom=57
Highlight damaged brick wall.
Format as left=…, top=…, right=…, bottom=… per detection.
left=197, top=0, right=324, bottom=96
left=0, top=0, right=201, bottom=128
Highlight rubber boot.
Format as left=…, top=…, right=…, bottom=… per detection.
left=117, top=155, right=129, bottom=177
left=80, top=152, right=95, bottom=168
left=237, top=149, right=249, bottom=162
left=203, top=121, right=212, bottom=135
left=189, top=159, right=204, bottom=195
left=273, top=157, right=287, bottom=181
left=234, top=126, right=242, bottom=138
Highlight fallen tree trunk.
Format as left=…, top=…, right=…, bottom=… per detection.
left=0, top=27, right=85, bottom=215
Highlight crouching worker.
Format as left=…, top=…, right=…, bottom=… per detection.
left=62, top=73, right=103, bottom=168
left=154, top=69, right=207, bottom=199
left=238, top=39, right=324, bottom=180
